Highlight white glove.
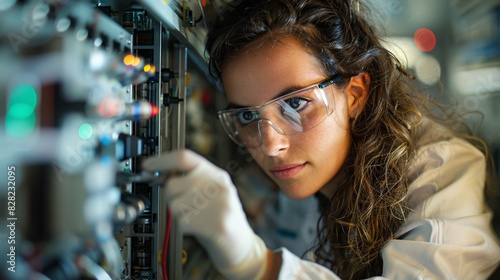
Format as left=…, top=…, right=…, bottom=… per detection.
left=142, top=149, right=268, bottom=280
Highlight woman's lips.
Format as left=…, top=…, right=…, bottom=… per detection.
left=269, top=163, right=306, bottom=179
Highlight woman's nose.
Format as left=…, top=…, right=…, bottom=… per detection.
left=257, top=120, right=289, bottom=156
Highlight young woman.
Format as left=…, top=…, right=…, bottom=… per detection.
left=143, top=0, right=500, bottom=279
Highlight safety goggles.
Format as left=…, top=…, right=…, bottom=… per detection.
left=218, top=75, right=343, bottom=148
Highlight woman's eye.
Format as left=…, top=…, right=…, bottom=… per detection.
left=237, top=110, right=259, bottom=125
left=286, top=97, right=309, bottom=111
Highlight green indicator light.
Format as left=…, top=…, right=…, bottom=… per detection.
left=6, top=84, right=38, bottom=138
left=6, top=114, right=36, bottom=138
left=78, top=123, right=93, bottom=140
left=9, top=84, right=37, bottom=109
left=7, top=103, right=35, bottom=118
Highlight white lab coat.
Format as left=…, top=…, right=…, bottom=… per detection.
left=276, top=125, right=500, bottom=279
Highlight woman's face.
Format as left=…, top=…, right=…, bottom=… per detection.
left=221, top=37, right=354, bottom=199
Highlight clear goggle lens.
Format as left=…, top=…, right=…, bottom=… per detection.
left=218, top=76, right=341, bottom=148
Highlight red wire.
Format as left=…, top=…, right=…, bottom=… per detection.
left=162, top=209, right=172, bottom=280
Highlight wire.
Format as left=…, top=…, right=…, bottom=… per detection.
left=99, top=237, right=123, bottom=280
left=162, top=209, right=173, bottom=280
left=78, top=255, right=113, bottom=280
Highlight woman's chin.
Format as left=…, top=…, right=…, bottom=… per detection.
left=279, top=186, right=317, bottom=200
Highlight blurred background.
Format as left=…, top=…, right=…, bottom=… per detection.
left=370, top=0, right=500, bottom=144
left=368, top=0, right=500, bottom=236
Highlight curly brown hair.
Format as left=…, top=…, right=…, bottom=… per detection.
left=206, top=0, right=487, bottom=278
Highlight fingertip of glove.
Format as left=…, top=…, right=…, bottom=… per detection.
left=141, top=158, right=156, bottom=171
left=141, top=149, right=201, bottom=172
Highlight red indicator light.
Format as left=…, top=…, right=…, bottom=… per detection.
left=414, top=28, right=436, bottom=52
left=150, top=103, right=159, bottom=117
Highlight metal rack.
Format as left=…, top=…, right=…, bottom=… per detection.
left=0, top=1, right=227, bottom=279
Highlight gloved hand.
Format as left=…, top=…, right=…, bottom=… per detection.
left=142, top=149, right=268, bottom=280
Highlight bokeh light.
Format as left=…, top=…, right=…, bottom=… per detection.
left=6, top=84, right=38, bottom=138
left=132, top=56, right=141, bottom=67
left=78, top=123, right=94, bottom=140
left=415, top=54, right=441, bottom=85
left=123, top=54, right=135, bottom=66
left=414, top=28, right=436, bottom=52
left=383, top=37, right=421, bottom=69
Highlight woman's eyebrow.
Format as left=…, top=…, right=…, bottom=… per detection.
left=225, top=102, right=246, bottom=110
left=225, top=84, right=306, bottom=110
